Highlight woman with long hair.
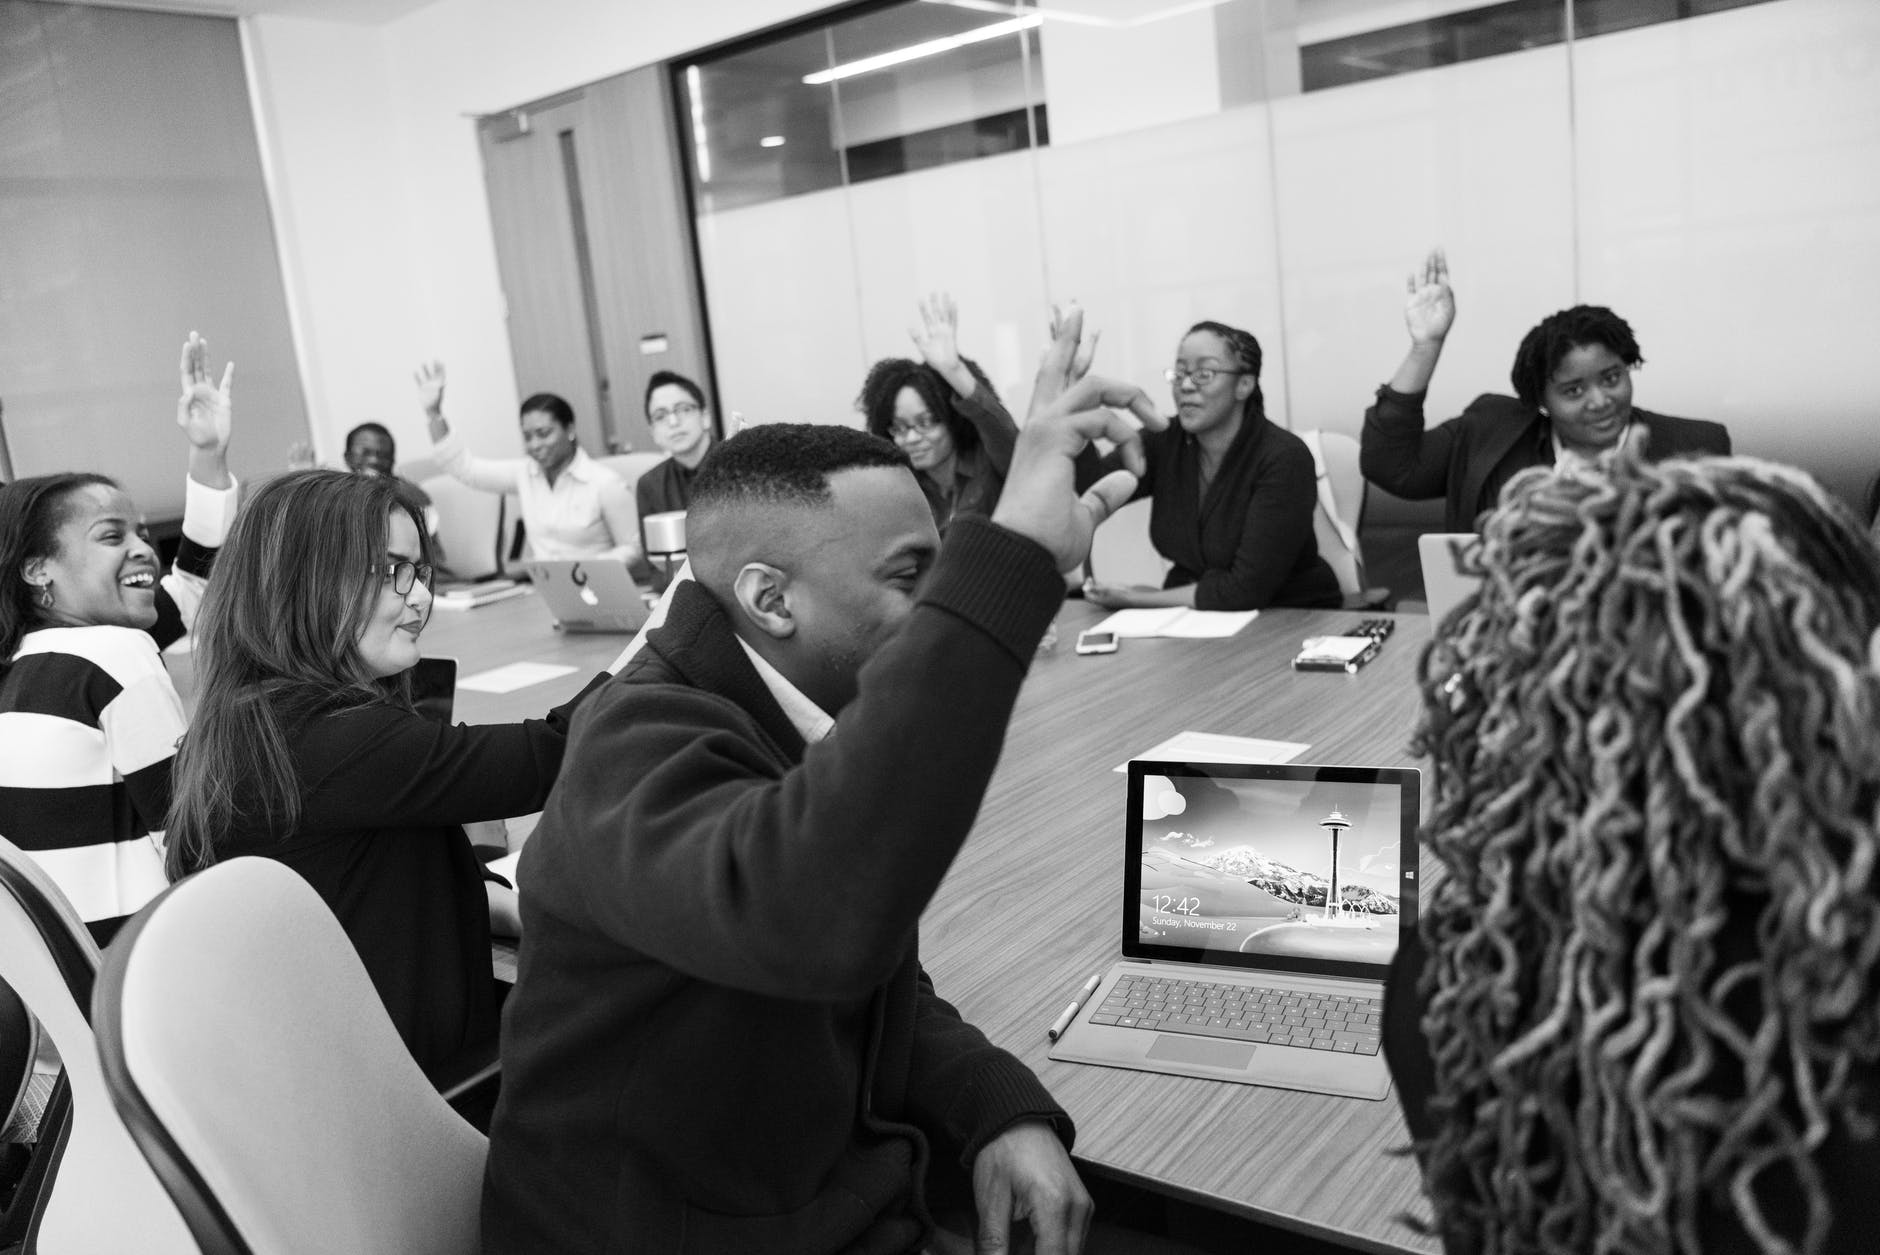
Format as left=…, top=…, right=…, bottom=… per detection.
left=1360, top=248, right=1731, bottom=533
left=857, top=293, right=1019, bottom=534
left=165, top=469, right=617, bottom=1076
left=1082, top=319, right=1340, bottom=611
left=0, top=333, right=236, bottom=944
left=1388, top=454, right=1880, bottom=1253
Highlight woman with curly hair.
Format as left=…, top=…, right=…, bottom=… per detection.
left=857, top=293, right=1019, bottom=535
left=1386, top=453, right=1880, bottom=1254
left=1360, top=249, right=1732, bottom=532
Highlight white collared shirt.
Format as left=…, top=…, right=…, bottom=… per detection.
left=432, top=435, right=636, bottom=561
left=735, top=638, right=835, bottom=745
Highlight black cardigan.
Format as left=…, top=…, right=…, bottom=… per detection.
left=212, top=673, right=606, bottom=1075
left=483, top=518, right=1073, bottom=1255
left=1113, top=412, right=1341, bottom=610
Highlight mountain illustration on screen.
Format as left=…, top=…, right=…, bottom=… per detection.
left=1157, top=835, right=1400, bottom=913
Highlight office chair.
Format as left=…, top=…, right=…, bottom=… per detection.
left=94, top=857, right=486, bottom=1255
left=0, top=836, right=192, bottom=1253
left=1300, top=429, right=1391, bottom=611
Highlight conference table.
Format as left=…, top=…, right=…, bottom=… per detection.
left=422, top=587, right=1438, bottom=1254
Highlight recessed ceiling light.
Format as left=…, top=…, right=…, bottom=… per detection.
left=759, top=135, right=786, bottom=148
left=803, top=13, right=1043, bottom=85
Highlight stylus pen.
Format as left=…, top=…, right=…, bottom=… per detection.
left=1046, top=973, right=1104, bottom=1042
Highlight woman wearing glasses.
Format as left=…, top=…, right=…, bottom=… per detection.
left=858, top=293, right=1019, bottom=534
left=1360, top=248, right=1731, bottom=533
left=637, top=369, right=713, bottom=552
left=164, top=470, right=619, bottom=1078
left=1082, top=320, right=1341, bottom=611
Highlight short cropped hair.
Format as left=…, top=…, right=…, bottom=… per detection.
left=691, top=423, right=910, bottom=515
left=344, top=422, right=395, bottom=458
left=644, top=370, right=706, bottom=414
left=518, top=392, right=577, bottom=430
left=1509, top=305, right=1642, bottom=409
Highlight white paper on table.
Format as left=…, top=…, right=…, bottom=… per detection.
left=1297, top=635, right=1374, bottom=662
left=1092, top=607, right=1259, bottom=639
left=1114, top=729, right=1310, bottom=773
left=1155, top=610, right=1259, bottom=638
left=458, top=661, right=578, bottom=694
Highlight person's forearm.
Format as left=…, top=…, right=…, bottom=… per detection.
left=1120, top=585, right=1196, bottom=609
left=427, top=409, right=451, bottom=442
left=1388, top=339, right=1445, bottom=395
left=186, top=444, right=232, bottom=491
left=936, top=361, right=978, bottom=400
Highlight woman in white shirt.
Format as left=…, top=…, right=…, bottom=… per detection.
left=416, top=362, right=639, bottom=563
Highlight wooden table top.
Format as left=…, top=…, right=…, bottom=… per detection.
left=422, top=590, right=1439, bottom=1253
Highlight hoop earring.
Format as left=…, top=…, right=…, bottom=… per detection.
left=35, top=581, right=53, bottom=610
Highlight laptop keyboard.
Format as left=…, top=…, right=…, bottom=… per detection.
left=1089, top=974, right=1382, bottom=1054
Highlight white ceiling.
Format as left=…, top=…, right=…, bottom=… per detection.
left=60, top=0, right=439, bottom=25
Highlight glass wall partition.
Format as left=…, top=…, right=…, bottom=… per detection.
left=676, top=0, right=1876, bottom=520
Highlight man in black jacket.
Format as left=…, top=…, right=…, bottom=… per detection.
left=483, top=315, right=1158, bottom=1255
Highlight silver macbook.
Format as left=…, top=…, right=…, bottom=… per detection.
left=521, top=559, right=652, bottom=634
left=1417, top=532, right=1484, bottom=625
left=1048, top=761, right=1419, bottom=1101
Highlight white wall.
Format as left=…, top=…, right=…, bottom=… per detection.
left=247, top=0, right=832, bottom=465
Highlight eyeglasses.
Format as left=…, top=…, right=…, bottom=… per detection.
left=649, top=400, right=702, bottom=424
left=1165, top=366, right=1245, bottom=388
left=375, top=560, right=435, bottom=596
left=889, top=415, right=945, bottom=440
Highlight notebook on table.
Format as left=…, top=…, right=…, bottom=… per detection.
left=1048, top=760, right=1420, bottom=1101
left=1417, top=532, right=1484, bottom=625
left=521, top=559, right=652, bottom=634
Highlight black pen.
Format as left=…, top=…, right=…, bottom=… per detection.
left=1046, top=973, right=1104, bottom=1042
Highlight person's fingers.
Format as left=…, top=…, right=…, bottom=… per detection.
left=1051, top=374, right=1162, bottom=433
left=1070, top=328, right=1099, bottom=382
left=1032, top=305, right=1084, bottom=401
left=1079, top=469, right=1138, bottom=533
left=219, top=361, right=234, bottom=400
left=178, top=335, right=194, bottom=392
left=974, top=1175, right=1014, bottom=1255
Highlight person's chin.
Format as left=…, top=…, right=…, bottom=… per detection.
left=110, top=589, right=160, bottom=629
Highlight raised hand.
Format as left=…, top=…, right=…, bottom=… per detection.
left=1048, top=302, right=1101, bottom=386
left=909, top=292, right=963, bottom=376
left=1404, top=248, right=1456, bottom=346
left=176, top=331, right=233, bottom=454
left=993, top=304, right=1163, bottom=574
left=414, top=360, right=447, bottom=417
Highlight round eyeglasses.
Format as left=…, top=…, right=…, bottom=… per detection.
left=375, top=560, right=435, bottom=596
left=1165, top=366, right=1245, bottom=388
left=889, top=414, right=945, bottom=440
left=649, top=400, right=702, bottom=424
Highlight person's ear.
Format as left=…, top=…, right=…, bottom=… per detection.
left=1234, top=374, right=1256, bottom=402
left=21, top=556, right=49, bottom=587
left=732, top=563, right=794, bottom=640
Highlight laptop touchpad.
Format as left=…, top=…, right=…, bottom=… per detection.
left=1147, top=1036, right=1256, bottom=1070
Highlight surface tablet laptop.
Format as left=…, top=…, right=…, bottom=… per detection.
left=1417, top=532, right=1484, bottom=625
left=521, top=559, right=651, bottom=634
left=1048, top=760, right=1420, bottom=1101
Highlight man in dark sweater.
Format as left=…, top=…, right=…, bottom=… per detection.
left=483, top=316, right=1160, bottom=1255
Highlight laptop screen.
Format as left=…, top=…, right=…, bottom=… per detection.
left=1124, top=761, right=1420, bottom=982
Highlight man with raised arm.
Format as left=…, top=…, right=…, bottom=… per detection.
left=482, top=314, right=1158, bottom=1255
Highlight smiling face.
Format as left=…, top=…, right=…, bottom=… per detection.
left=1170, top=330, right=1255, bottom=437
left=520, top=408, right=578, bottom=477
left=647, top=383, right=712, bottom=466
left=26, top=483, right=162, bottom=631
left=354, top=509, right=432, bottom=679
left=777, top=465, right=939, bottom=714
left=344, top=428, right=395, bottom=477
left=888, top=385, right=956, bottom=475
left=1543, top=343, right=1636, bottom=455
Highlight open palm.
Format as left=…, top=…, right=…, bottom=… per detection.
left=176, top=332, right=233, bottom=453
left=1404, top=249, right=1456, bottom=345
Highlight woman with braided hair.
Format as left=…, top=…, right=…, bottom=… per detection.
left=1360, top=248, right=1731, bottom=533
left=1082, top=319, right=1339, bottom=610
left=1383, top=453, right=1880, bottom=1254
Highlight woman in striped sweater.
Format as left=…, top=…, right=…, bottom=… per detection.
left=0, top=333, right=236, bottom=945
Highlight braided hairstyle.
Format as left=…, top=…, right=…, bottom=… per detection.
left=1411, top=454, right=1880, bottom=1255
left=1185, top=319, right=1265, bottom=417
left=1509, top=305, right=1642, bottom=410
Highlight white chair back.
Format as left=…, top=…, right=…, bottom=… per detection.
left=0, top=836, right=193, bottom=1253
left=1299, top=428, right=1367, bottom=596
left=94, top=857, right=486, bottom=1255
